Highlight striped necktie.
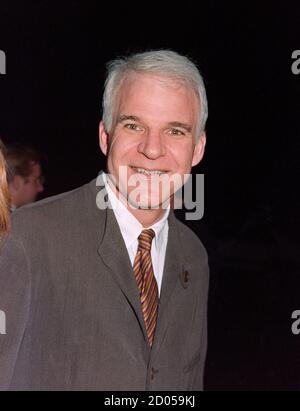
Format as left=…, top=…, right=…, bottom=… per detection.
left=133, top=228, right=158, bottom=347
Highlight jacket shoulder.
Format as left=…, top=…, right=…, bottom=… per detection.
left=11, top=179, right=98, bottom=233
left=174, top=216, right=209, bottom=269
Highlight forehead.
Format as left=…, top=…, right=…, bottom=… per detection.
left=116, top=73, right=199, bottom=123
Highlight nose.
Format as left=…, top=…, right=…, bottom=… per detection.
left=137, top=130, right=166, bottom=159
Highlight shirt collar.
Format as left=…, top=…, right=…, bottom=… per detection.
left=10, top=204, right=17, bottom=213
left=103, top=172, right=169, bottom=249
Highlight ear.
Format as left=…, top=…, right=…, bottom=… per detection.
left=99, top=121, right=109, bottom=156
left=192, top=132, right=206, bottom=167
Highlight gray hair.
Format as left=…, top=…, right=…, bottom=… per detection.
left=102, top=50, right=208, bottom=138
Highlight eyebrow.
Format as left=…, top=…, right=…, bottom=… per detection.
left=168, top=122, right=192, bottom=133
left=118, top=114, right=141, bottom=123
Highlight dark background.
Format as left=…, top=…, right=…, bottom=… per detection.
left=0, top=1, right=299, bottom=390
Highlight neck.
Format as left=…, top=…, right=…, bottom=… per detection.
left=9, top=192, right=19, bottom=208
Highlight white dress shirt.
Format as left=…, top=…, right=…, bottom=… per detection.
left=103, top=173, right=169, bottom=296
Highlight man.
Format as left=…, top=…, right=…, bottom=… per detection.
left=5, top=143, right=44, bottom=211
left=0, top=50, right=209, bottom=390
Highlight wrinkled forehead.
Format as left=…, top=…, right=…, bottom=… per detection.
left=115, top=72, right=200, bottom=118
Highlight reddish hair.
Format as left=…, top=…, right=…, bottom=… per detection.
left=0, top=140, right=10, bottom=237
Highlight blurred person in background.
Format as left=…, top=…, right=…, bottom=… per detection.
left=5, top=143, right=45, bottom=211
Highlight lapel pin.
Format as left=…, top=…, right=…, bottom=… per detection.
left=180, top=267, right=190, bottom=289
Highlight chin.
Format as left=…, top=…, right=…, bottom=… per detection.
left=127, top=191, right=170, bottom=211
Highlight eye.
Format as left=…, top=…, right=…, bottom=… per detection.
left=168, top=128, right=185, bottom=136
left=124, top=123, right=143, bottom=132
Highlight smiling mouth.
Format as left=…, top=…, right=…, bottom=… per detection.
left=130, top=166, right=168, bottom=176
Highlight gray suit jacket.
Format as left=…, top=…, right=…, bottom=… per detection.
left=0, top=175, right=209, bottom=391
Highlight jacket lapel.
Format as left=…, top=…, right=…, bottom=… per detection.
left=94, top=174, right=149, bottom=343
left=151, top=211, right=184, bottom=358
left=158, top=211, right=182, bottom=317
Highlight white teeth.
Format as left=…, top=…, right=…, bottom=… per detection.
left=134, top=168, right=164, bottom=176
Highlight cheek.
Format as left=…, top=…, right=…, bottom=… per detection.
left=109, top=136, right=138, bottom=165
left=107, top=139, right=122, bottom=167
left=28, top=185, right=36, bottom=195
left=23, top=186, right=32, bottom=199
left=169, top=142, right=194, bottom=169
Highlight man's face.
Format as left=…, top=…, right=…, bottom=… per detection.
left=11, top=162, right=44, bottom=207
left=99, top=73, right=206, bottom=209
